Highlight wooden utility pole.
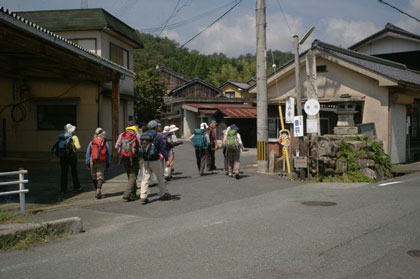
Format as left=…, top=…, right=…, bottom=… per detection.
left=256, top=0, right=268, bottom=172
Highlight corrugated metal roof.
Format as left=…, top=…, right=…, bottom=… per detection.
left=0, top=6, right=134, bottom=77
left=184, top=103, right=256, bottom=118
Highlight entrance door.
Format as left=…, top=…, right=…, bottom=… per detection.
left=407, top=103, right=420, bottom=162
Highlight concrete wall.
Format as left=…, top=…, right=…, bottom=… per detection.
left=183, top=109, right=199, bottom=138
left=391, top=103, right=407, bottom=163
left=0, top=78, right=98, bottom=154
left=357, top=36, right=420, bottom=55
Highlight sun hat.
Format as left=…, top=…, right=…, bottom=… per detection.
left=147, top=120, right=159, bottom=129
left=163, top=126, right=170, bottom=133
left=200, top=122, right=209, bottom=130
left=169, top=124, right=179, bottom=133
left=64, top=123, right=76, bottom=133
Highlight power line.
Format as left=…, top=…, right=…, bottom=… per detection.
left=275, top=0, right=293, bottom=36
left=157, top=0, right=182, bottom=36
left=378, top=0, right=420, bottom=23
left=140, top=1, right=237, bottom=32
left=181, top=0, right=242, bottom=48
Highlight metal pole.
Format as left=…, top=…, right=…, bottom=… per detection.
left=18, top=168, right=25, bottom=214
left=256, top=0, right=268, bottom=172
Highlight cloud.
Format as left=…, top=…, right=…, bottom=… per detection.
left=396, top=0, right=420, bottom=34
left=187, top=12, right=304, bottom=57
left=161, top=29, right=181, bottom=42
left=320, top=18, right=378, bottom=47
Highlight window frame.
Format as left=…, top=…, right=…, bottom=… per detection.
left=109, top=42, right=129, bottom=69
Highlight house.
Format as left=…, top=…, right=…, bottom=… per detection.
left=219, top=79, right=256, bottom=99
left=156, top=65, right=188, bottom=94
left=0, top=7, right=141, bottom=156
left=249, top=37, right=420, bottom=163
left=161, top=77, right=256, bottom=146
left=15, top=9, right=143, bottom=139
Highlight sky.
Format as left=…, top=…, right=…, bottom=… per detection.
left=1, top=0, right=419, bottom=57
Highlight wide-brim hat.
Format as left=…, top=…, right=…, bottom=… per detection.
left=169, top=124, right=179, bottom=133
left=64, top=123, right=76, bottom=133
left=163, top=126, right=170, bottom=132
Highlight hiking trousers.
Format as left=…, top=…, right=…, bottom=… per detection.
left=227, top=149, right=240, bottom=175
left=195, top=148, right=208, bottom=175
left=60, top=154, right=80, bottom=193
left=140, top=159, right=168, bottom=199
left=207, top=145, right=216, bottom=170
left=122, top=157, right=139, bottom=199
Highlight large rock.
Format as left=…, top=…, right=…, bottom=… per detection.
left=347, top=141, right=367, bottom=151
left=336, top=159, right=347, bottom=174
left=360, top=168, right=377, bottom=180
left=357, top=159, right=375, bottom=168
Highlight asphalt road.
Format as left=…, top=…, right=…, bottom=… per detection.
left=1, top=143, right=420, bottom=278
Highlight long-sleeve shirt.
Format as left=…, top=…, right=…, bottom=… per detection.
left=85, top=141, right=111, bottom=165
left=72, top=135, right=81, bottom=150
left=223, top=131, right=244, bottom=150
left=147, top=130, right=168, bottom=161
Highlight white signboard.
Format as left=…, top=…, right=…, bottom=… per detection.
left=285, top=97, right=295, bottom=123
left=293, top=116, right=304, bottom=137
left=304, top=99, right=320, bottom=116
left=306, top=118, right=318, bottom=134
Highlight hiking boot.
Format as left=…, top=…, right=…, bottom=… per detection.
left=160, top=193, right=172, bottom=201
left=123, top=194, right=139, bottom=202
left=228, top=172, right=233, bottom=177
left=95, top=188, right=102, bottom=199
left=235, top=173, right=240, bottom=179
left=140, top=198, right=149, bottom=205
left=225, top=171, right=229, bottom=176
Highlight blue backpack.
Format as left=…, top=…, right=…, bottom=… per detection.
left=53, top=132, right=73, bottom=158
left=140, top=132, right=159, bottom=161
left=192, top=128, right=207, bottom=149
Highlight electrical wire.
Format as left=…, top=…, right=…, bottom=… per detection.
left=181, top=0, right=242, bottom=48
left=140, top=1, right=237, bottom=33
left=378, top=0, right=420, bottom=23
left=275, top=0, right=293, bottom=36
left=157, top=0, right=182, bottom=36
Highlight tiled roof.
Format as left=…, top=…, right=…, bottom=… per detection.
left=156, top=65, right=188, bottom=82
left=314, top=40, right=420, bottom=87
left=220, top=80, right=251, bottom=90
left=170, top=78, right=221, bottom=94
left=15, top=8, right=143, bottom=48
left=0, top=6, right=135, bottom=77
left=349, top=23, right=420, bottom=50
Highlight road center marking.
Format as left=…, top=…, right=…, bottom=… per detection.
left=378, top=181, right=402, bottom=187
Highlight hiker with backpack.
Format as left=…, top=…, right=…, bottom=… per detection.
left=139, top=120, right=172, bottom=205
left=207, top=121, right=219, bottom=171
left=222, top=126, right=231, bottom=175
left=190, top=122, right=210, bottom=176
left=115, top=121, right=141, bottom=202
left=52, top=123, right=82, bottom=196
left=162, top=124, right=182, bottom=180
left=85, top=128, right=111, bottom=199
left=223, top=124, right=247, bottom=179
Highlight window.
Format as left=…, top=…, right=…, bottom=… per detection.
left=69, top=38, right=97, bottom=54
left=268, top=118, right=280, bottom=139
left=316, top=65, right=327, bottom=73
left=225, top=91, right=235, bottom=99
left=110, top=43, right=129, bottom=69
left=37, top=105, right=77, bottom=130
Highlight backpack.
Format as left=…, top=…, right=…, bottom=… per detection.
left=140, top=132, right=159, bottom=161
left=192, top=128, right=208, bottom=149
left=119, top=131, right=138, bottom=158
left=163, top=132, right=173, bottom=150
left=226, top=129, right=240, bottom=151
left=91, top=138, right=107, bottom=163
left=53, top=132, right=73, bottom=158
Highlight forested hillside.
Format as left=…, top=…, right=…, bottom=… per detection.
left=134, top=32, right=293, bottom=86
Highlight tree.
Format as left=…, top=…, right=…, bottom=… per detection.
left=134, top=69, right=165, bottom=124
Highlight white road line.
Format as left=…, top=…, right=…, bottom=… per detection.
left=378, top=181, right=403, bottom=187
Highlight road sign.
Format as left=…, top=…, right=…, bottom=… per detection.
left=293, top=116, right=303, bottom=137
left=294, top=156, right=308, bottom=168
left=306, top=118, right=318, bottom=134
left=278, top=129, right=290, bottom=147
left=304, top=99, right=320, bottom=116
left=285, top=97, right=295, bottom=123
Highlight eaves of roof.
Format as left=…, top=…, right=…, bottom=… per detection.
left=0, top=6, right=135, bottom=78
left=157, top=65, right=188, bottom=82
left=219, top=80, right=250, bottom=90
left=349, top=23, right=420, bottom=51
left=170, top=78, right=221, bottom=95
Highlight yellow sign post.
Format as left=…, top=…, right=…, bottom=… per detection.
left=278, top=106, right=291, bottom=173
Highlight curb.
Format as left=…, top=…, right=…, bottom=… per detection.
left=0, top=217, right=83, bottom=247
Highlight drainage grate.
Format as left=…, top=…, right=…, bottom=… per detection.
left=407, top=250, right=420, bottom=258
left=301, top=201, right=337, bottom=207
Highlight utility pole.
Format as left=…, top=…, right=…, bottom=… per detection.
left=256, top=0, right=268, bottom=172
left=81, top=0, right=88, bottom=9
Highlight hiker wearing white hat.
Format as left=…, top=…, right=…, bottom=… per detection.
left=162, top=124, right=182, bottom=180
left=53, top=123, right=81, bottom=196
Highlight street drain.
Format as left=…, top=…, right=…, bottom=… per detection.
left=301, top=201, right=337, bottom=207
left=407, top=250, right=420, bottom=258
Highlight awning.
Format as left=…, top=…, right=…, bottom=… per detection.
left=200, top=109, right=218, bottom=115
left=182, top=103, right=256, bottom=119
left=218, top=107, right=256, bottom=118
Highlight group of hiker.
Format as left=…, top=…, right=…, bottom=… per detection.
left=53, top=119, right=246, bottom=202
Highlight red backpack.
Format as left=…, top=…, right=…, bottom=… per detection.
left=119, top=131, right=138, bottom=158
left=91, top=138, right=107, bottom=163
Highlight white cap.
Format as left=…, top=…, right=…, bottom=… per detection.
left=64, top=123, right=76, bottom=133
left=200, top=123, right=209, bottom=130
